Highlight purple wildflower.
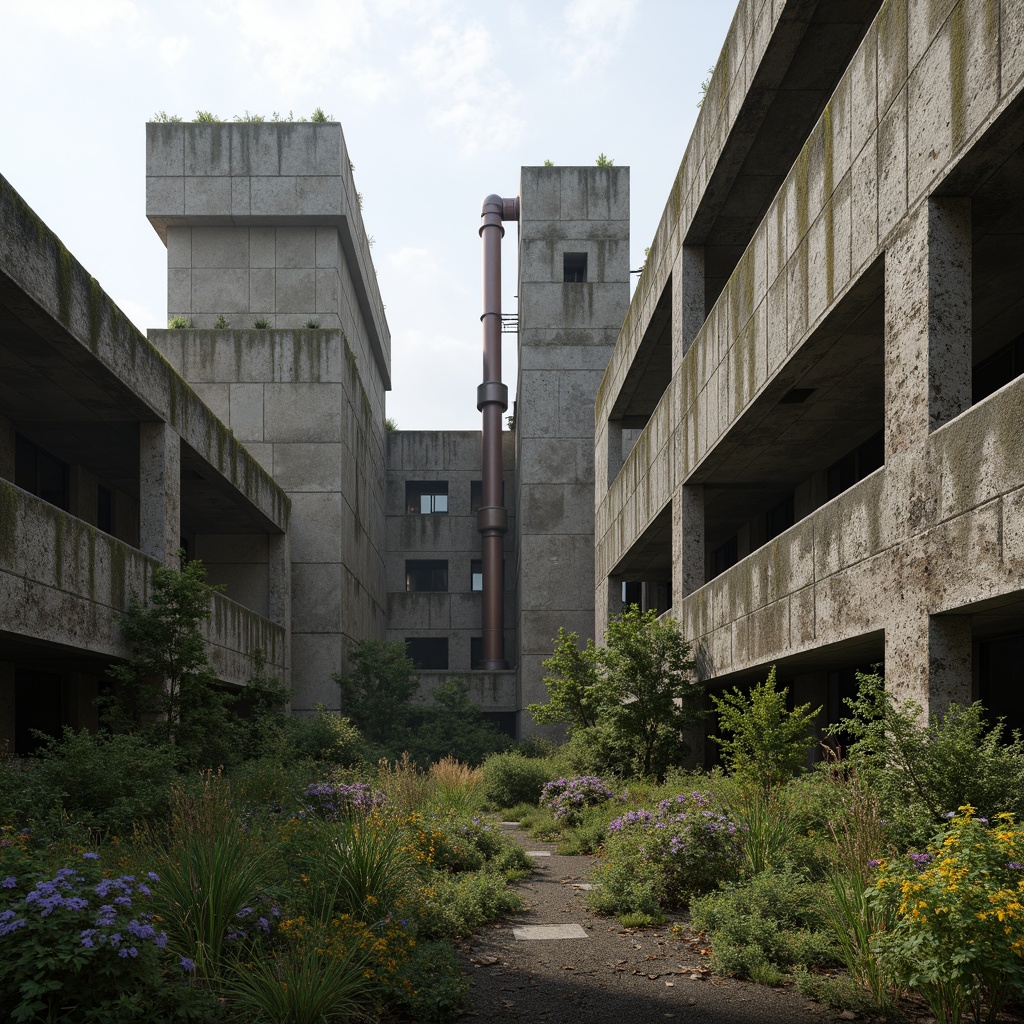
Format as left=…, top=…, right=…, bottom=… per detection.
left=180, top=957, right=196, bottom=972
left=2, top=877, right=15, bottom=889
left=82, top=852, right=100, bottom=861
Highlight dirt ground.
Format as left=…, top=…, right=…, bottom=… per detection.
left=454, top=827, right=855, bottom=1024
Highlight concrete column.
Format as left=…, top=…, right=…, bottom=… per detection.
left=139, top=422, right=181, bottom=567
left=268, top=531, right=291, bottom=633
left=0, top=662, right=14, bottom=753
left=595, top=575, right=623, bottom=645
left=0, top=415, right=15, bottom=483
left=885, top=611, right=972, bottom=720
left=884, top=198, right=972, bottom=458
left=604, top=419, right=623, bottom=490
left=673, top=246, right=705, bottom=371
left=673, top=485, right=705, bottom=597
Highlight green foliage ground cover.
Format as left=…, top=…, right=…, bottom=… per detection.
left=0, top=561, right=527, bottom=1023
left=496, top=652, right=1024, bottom=1021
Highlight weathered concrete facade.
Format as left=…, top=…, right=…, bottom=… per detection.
left=147, top=123, right=389, bottom=712
left=595, top=0, right=1024, bottom=752
left=0, top=172, right=289, bottom=751
left=515, top=166, right=630, bottom=733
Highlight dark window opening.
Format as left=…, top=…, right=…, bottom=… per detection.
left=97, top=485, right=113, bottom=534
left=711, top=535, right=738, bottom=578
left=14, top=670, right=66, bottom=754
left=471, top=559, right=483, bottom=592
left=470, top=480, right=505, bottom=512
left=471, top=636, right=482, bottom=669
left=563, top=252, right=587, bottom=283
left=973, top=332, right=1024, bottom=405
left=406, top=481, right=448, bottom=515
left=405, top=560, right=448, bottom=592
left=15, top=435, right=69, bottom=511
left=827, top=430, right=884, bottom=500
left=405, top=637, right=448, bottom=670
left=622, top=581, right=642, bottom=606
left=979, top=633, right=1024, bottom=735
left=765, top=493, right=795, bottom=541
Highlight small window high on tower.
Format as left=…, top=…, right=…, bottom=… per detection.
left=563, top=252, right=587, bottom=283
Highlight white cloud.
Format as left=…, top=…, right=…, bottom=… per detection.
left=560, top=0, right=637, bottom=79
left=8, top=0, right=140, bottom=37
left=342, top=66, right=397, bottom=103
left=217, top=0, right=372, bottom=94
left=158, top=34, right=189, bottom=66
left=403, top=23, right=523, bottom=159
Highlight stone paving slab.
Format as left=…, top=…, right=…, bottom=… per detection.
left=525, top=850, right=551, bottom=856
left=513, top=924, right=590, bottom=941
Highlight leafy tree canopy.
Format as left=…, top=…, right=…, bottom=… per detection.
left=333, top=639, right=418, bottom=746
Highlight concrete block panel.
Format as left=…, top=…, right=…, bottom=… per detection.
left=251, top=177, right=298, bottom=216
left=518, top=534, right=594, bottom=609
left=296, top=177, right=343, bottom=216
left=250, top=228, right=276, bottom=268
left=315, top=269, right=340, bottom=314
left=290, top=634, right=343, bottom=711
left=147, top=123, right=184, bottom=176
left=272, top=442, right=343, bottom=492
left=168, top=269, right=191, bottom=314
left=851, top=134, right=879, bottom=275
left=876, top=0, right=908, bottom=119
left=231, top=177, right=251, bottom=216
left=250, top=124, right=283, bottom=175
left=228, top=382, right=264, bottom=441
left=289, top=492, right=343, bottom=562
left=146, top=176, right=184, bottom=218
left=850, top=25, right=878, bottom=159
left=280, top=128, right=318, bottom=177
left=877, top=87, right=908, bottom=242
left=191, top=269, right=249, bottom=313
left=316, top=227, right=340, bottom=268
left=520, top=168, right=560, bottom=221
left=192, top=227, right=249, bottom=269
left=184, top=177, right=232, bottom=217
left=276, top=227, right=316, bottom=269
left=249, top=269, right=275, bottom=312
left=276, top=269, right=316, bottom=314
left=558, top=371, right=605, bottom=437
left=1005, top=0, right=1024, bottom=89
left=167, top=227, right=191, bottom=269
left=264, top=383, right=342, bottom=442
left=184, top=126, right=231, bottom=177
left=292, top=562, right=343, bottom=633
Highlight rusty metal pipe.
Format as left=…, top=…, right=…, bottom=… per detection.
left=477, top=194, right=518, bottom=670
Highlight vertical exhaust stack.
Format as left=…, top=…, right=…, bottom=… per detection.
left=478, top=194, right=519, bottom=669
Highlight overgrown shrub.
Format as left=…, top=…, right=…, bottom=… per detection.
left=417, top=869, right=523, bottom=939
left=481, top=751, right=555, bottom=808
left=32, top=729, right=177, bottom=837
left=690, top=867, right=840, bottom=986
left=870, top=807, right=1024, bottom=1022
left=282, top=705, right=365, bottom=767
left=590, top=791, right=743, bottom=917
left=392, top=939, right=470, bottom=1023
left=831, top=672, right=1024, bottom=847
left=540, top=775, right=614, bottom=825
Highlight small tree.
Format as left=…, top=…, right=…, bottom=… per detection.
left=528, top=606, right=702, bottom=778
left=526, top=627, right=608, bottom=732
left=407, top=678, right=510, bottom=766
left=105, top=556, right=236, bottom=767
left=711, top=666, right=821, bottom=792
left=602, top=605, right=701, bottom=777
left=333, top=639, right=417, bottom=746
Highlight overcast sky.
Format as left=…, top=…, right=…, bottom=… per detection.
left=0, top=0, right=735, bottom=430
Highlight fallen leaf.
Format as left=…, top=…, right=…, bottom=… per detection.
left=562, top=965, right=575, bottom=971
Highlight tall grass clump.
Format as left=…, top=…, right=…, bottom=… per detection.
left=156, top=775, right=276, bottom=982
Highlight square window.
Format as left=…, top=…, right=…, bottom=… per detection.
left=471, top=637, right=482, bottom=670
left=471, top=559, right=483, bottom=592
left=405, top=637, right=448, bottom=670
left=405, top=560, right=448, bottom=592
left=563, top=252, right=587, bottom=283
left=406, top=481, right=448, bottom=514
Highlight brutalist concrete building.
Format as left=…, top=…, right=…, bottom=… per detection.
left=595, top=0, right=1024, bottom=756
left=2, top=0, right=1023, bottom=754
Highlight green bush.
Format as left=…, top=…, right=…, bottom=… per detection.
left=392, top=940, right=470, bottom=1023
left=417, top=868, right=523, bottom=939
left=690, top=867, right=840, bottom=986
left=481, top=751, right=557, bottom=807
left=33, top=729, right=177, bottom=837
left=282, top=706, right=365, bottom=767
left=832, top=671, right=1024, bottom=847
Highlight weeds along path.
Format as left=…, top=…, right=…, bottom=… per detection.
left=456, top=826, right=836, bottom=1024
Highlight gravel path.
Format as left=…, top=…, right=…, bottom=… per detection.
left=455, top=827, right=858, bottom=1024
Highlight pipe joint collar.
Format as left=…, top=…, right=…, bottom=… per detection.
left=476, top=381, right=509, bottom=412
left=477, top=506, right=508, bottom=533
